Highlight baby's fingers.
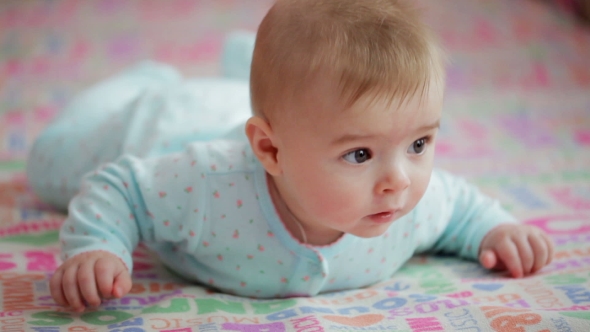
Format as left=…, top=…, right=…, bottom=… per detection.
left=50, top=268, right=67, bottom=307
left=515, top=236, right=534, bottom=276
left=496, top=240, right=523, bottom=278
left=528, top=234, right=548, bottom=274
left=62, top=265, right=85, bottom=312
left=78, top=261, right=101, bottom=307
left=479, top=250, right=510, bottom=272
left=112, top=269, right=132, bottom=299
left=479, top=249, right=499, bottom=269
left=543, top=232, right=555, bottom=265
left=94, top=258, right=116, bottom=299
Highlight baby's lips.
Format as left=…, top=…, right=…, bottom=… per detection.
left=368, top=210, right=398, bottom=223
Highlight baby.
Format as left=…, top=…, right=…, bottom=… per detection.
left=27, top=0, right=554, bottom=312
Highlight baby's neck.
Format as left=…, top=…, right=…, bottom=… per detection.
left=266, top=173, right=343, bottom=246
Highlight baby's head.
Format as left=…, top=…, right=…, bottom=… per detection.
left=246, top=0, right=446, bottom=244
left=250, top=0, right=444, bottom=124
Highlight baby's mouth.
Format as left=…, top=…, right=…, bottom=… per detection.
left=368, top=210, right=397, bottom=223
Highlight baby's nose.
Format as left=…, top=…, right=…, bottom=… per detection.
left=376, top=165, right=410, bottom=194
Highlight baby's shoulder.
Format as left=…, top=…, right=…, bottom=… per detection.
left=185, top=139, right=258, bottom=174
left=428, top=169, right=469, bottom=190
left=419, top=169, right=467, bottom=206
left=427, top=168, right=451, bottom=191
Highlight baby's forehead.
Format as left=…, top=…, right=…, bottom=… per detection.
left=293, top=75, right=443, bottom=114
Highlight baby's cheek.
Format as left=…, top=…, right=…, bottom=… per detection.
left=412, top=172, right=433, bottom=203
left=310, top=187, right=360, bottom=219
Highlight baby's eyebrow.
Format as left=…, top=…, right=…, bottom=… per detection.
left=331, top=133, right=377, bottom=146
left=332, top=119, right=440, bottom=145
left=417, top=119, right=441, bottom=132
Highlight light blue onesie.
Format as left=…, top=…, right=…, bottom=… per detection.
left=26, top=35, right=516, bottom=298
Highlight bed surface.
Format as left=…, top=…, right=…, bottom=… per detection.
left=1, top=0, right=590, bottom=331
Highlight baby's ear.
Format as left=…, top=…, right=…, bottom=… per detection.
left=245, top=116, right=282, bottom=176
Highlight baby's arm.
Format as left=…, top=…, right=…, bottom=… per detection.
left=53, top=156, right=146, bottom=311
left=424, top=170, right=553, bottom=277
left=53, top=146, right=206, bottom=310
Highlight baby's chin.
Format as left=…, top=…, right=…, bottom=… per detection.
left=350, top=223, right=395, bottom=239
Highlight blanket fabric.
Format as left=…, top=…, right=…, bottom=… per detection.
left=1, top=0, right=590, bottom=331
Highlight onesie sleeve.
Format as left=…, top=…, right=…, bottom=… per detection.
left=413, top=169, right=517, bottom=260
left=59, top=143, right=208, bottom=272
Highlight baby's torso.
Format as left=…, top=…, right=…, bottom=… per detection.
left=143, top=139, right=450, bottom=298
left=152, top=201, right=418, bottom=298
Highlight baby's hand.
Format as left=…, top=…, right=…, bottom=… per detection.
left=479, top=224, right=554, bottom=278
left=50, top=251, right=132, bottom=312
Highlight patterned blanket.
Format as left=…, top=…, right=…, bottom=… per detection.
left=1, top=0, right=589, bottom=331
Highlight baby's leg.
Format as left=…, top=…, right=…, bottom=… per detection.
left=26, top=61, right=181, bottom=209
left=27, top=61, right=251, bottom=210
left=221, top=31, right=256, bottom=80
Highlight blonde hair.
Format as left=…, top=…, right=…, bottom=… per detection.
left=250, top=0, right=445, bottom=121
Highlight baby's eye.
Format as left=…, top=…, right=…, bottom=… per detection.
left=343, top=148, right=372, bottom=164
left=408, top=137, right=428, bottom=155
